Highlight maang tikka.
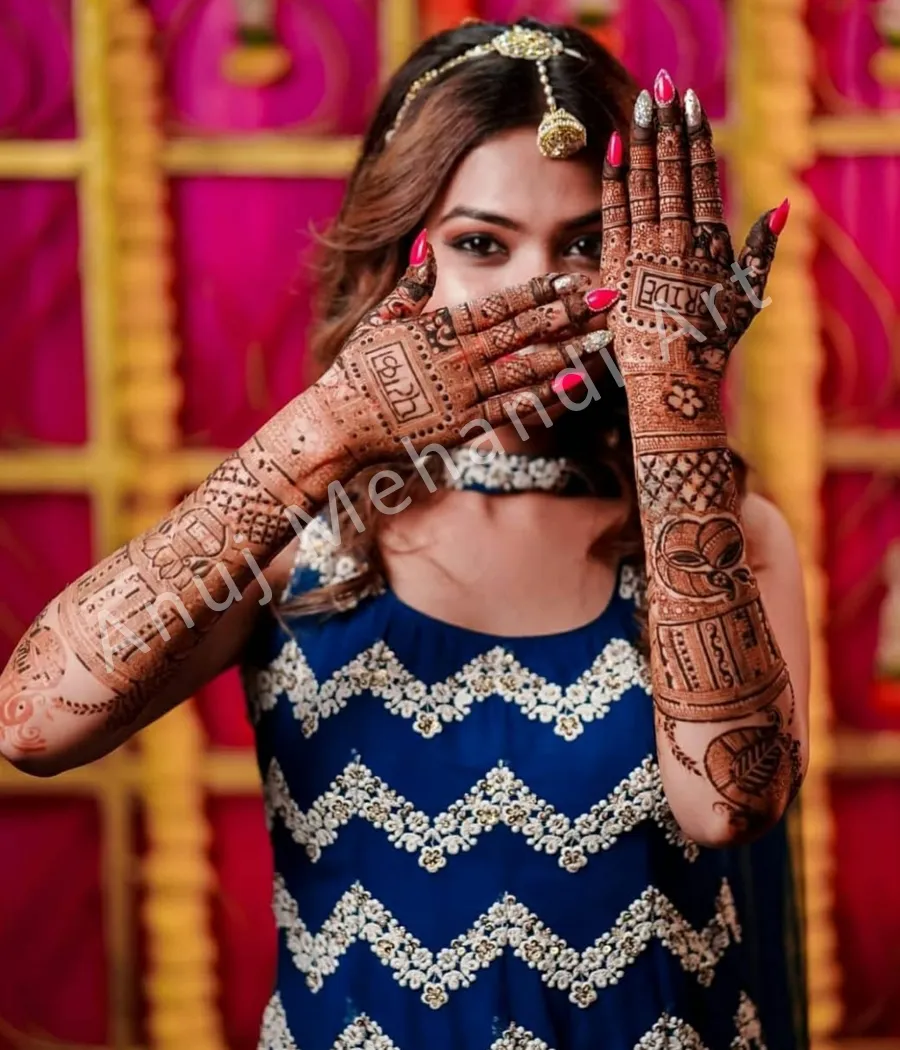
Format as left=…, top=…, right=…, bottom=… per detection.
left=385, top=25, right=589, bottom=160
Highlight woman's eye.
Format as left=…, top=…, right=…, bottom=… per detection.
left=449, top=234, right=506, bottom=257
left=565, top=234, right=603, bottom=261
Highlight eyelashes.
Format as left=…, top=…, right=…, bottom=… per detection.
left=566, top=234, right=603, bottom=261
left=447, top=232, right=604, bottom=261
left=448, top=234, right=506, bottom=257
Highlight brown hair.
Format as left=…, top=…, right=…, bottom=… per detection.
left=285, top=17, right=745, bottom=631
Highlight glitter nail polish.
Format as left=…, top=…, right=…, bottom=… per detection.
left=583, top=330, right=614, bottom=353
left=684, top=89, right=702, bottom=130
left=634, top=90, right=653, bottom=129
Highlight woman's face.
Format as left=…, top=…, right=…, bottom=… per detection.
left=424, top=127, right=606, bottom=311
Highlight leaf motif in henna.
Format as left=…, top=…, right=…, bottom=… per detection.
left=661, top=715, right=703, bottom=777
left=704, top=723, right=793, bottom=811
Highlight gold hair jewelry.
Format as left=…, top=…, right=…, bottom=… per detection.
left=386, top=25, right=588, bottom=160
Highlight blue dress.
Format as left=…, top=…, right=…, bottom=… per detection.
left=243, top=504, right=806, bottom=1050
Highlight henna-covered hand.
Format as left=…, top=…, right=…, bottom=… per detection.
left=302, top=236, right=610, bottom=488
left=0, top=237, right=615, bottom=766
left=599, top=73, right=800, bottom=839
left=601, top=76, right=785, bottom=381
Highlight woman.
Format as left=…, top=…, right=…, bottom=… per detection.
left=0, top=18, right=809, bottom=1050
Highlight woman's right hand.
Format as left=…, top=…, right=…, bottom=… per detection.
left=303, top=235, right=615, bottom=473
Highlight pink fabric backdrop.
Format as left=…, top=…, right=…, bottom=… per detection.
left=2, top=0, right=899, bottom=1044
left=809, top=0, right=900, bottom=1034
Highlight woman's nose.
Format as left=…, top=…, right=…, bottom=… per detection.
left=503, top=245, right=561, bottom=286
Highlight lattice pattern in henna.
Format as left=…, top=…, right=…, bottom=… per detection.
left=637, top=448, right=734, bottom=516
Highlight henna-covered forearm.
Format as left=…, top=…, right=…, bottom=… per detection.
left=0, top=393, right=336, bottom=761
left=631, top=397, right=800, bottom=835
left=1, top=241, right=612, bottom=766
left=602, top=74, right=799, bottom=839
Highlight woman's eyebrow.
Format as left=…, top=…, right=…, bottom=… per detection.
left=561, top=208, right=605, bottom=230
left=437, top=205, right=605, bottom=231
left=437, top=206, right=522, bottom=230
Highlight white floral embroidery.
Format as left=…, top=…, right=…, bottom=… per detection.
left=249, top=636, right=650, bottom=740
left=258, top=999, right=765, bottom=1050
left=731, top=992, right=767, bottom=1050
left=332, top=1015, right=398, bottom=1049
left=257, top=992, right=298, bottom=1050
left=444, top=447, right=584, bottom=493
left=297, top=516, right=366, bottom=589
left=633, top=993, right=767, bottom=1049
left=271, top=875, right=740, bottom=1008
left=265, top=755, right=698, bottom=872
left=490, top=1025, right=551, bottom=1050
left=618, top=563, right=647, bottom=607
left=244, top=638, right=317, bottom=726
left=634, top=1014, right=709, bottom=1049
left=329, top=1018, right=581, bottom=1050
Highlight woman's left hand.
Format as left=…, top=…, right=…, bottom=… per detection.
left=599, top=70, right=788, bottom=387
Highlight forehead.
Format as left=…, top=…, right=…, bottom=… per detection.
left=435, top=127, right=604, bottom=223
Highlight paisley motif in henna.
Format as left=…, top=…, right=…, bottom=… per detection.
left=0, top=610, right=65, bottom=754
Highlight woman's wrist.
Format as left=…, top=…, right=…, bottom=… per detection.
left=621, top=367, right=727, bottom=441
left=245, top=387, right=359, bottom=515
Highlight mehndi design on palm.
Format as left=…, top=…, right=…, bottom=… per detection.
left=600, top=72, right=799, bottom=833
left=601, top=75, right=783, bottom=380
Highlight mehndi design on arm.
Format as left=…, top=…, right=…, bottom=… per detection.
left=601, top=72, right=799, bottom=832
left=10, top=247, right=611, bottom=745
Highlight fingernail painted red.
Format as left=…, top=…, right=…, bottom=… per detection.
left=654, top=69, right=675, bottom=106
left=606, top=131, right=623, bottom=167
left=768, top=198, right=790, bottom=235
left=553, top=373, right=585, bottom=395
left=585, top=288, right=619, bottom=311
left=410, top=228, right=428, bottom=266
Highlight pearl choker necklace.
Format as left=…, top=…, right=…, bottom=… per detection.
left=443, top=446, right=589, bottom=494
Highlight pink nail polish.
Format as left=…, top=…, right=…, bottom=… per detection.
left=606, top=131, right=623, bottom=167
left=585, top=288, right=619, bottom=311
left=552, top=372, right=585, bottom=396
left=768, top=198, right=790, bottom=235
left=654, top=69, right=675, bottom=106
left=410, top=228, right=428, bottom=266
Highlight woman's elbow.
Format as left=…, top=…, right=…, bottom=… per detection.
left=0, top=741, right=73, bottom=778
left=0, top=719, right=108, bottom=778
left=673, top=795, right=791, bottom=850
